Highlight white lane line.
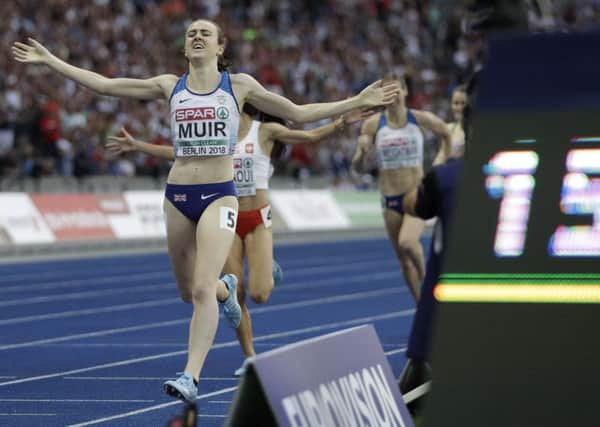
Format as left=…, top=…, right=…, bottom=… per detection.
left=66, top=386, right=238, bottom=427
left=0, top=342, right=407, bottom=350
left=0, top=270, right=400, bottom=327
left=0, top=287, right=405, bottom=351
left=0, top=310, right=414, bottom=387
left=207, top=400, right=231, bottom=403
left=278, top=270, right=399, bottom=293
left=272, top=252, right=388, bottom=268
left=0, top=399, right=154, bottom=403
left=0, top=413, right=56, bottom=416
left=0, top=265, right=166, bottom=284
left=0, top=269, right=400, bottom=327
left=0, top=319, right=187, bottom=351
left=0, top=258, right=396, bottom=302
left=42, top=342, right=282, bottom=348
left=0, top=298, right=181, bottom=326
left=0, top=266, right=173, bottom=294
left=64, top=377, right=237, bottom=381
left=384, top=347, right=407, bottom=356
left=0, top=250, right=388, bottom=286
left=277, top=259, right=396, bottom=277
left=44, top=343, right=188, bottom=348
left=0, top=283, right=172, bottom=308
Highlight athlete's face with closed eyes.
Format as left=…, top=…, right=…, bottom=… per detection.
left=184, top=20, right=224, bottom=63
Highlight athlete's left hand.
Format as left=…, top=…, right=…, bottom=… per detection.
left=106, top=127, right=137, bottom=155
left=344, top=108, right=376, bottom=125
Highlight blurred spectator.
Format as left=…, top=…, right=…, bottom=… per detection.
left=39, top=101, right=61, bottom=162
left=1, top=0, right=598, bottom=187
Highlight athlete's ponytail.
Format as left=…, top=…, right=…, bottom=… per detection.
left=258, top=111, right=287, bottom=163
left=214, top=21, right=231, bottom=72
left=242, top=104, right=287, bottom=163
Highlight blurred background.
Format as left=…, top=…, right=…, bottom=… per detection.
left=2, top=0, right=599, bottom=194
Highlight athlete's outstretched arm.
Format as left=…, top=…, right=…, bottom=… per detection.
left=413, top=110, right=452, bottom=165
left=236, top=73, right=399, bottom=124
left=352, top=115, right=378, bottom=173
left=264, top=110, right=369, bottom=144
left=12, top=38, right=177, bottom=100
left=106, top=128, right=175, bottom=160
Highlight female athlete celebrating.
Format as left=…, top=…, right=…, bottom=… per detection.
left=107, top=105, right=365, bottom=376
left=352, top=75, right=451, bottom=301
left=13, top=19, right=397, bottom=403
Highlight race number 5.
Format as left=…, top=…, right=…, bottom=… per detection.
left=549, top=139, right=600, bottom=256
left=483, top=149, right=539, bottom=257
left=220, top=207, right=237, bottom=232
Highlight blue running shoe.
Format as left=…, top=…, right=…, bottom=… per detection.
left=220, top=274, right=241, bottom=329
left=163, top=372, right=197, bottom=403
left=272, top=259, right=283, bottom=286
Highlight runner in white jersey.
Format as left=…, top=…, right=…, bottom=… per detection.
left=107, top=104, right=366, bottom=376
left=14, top=16, right=401, bottom=404
left=352, top=74, right=451, bottom=301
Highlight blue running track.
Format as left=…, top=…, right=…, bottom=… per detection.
left=0, top=237, right=426, bottom=426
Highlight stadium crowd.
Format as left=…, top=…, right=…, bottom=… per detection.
left=1, top=0, right=598, bottom=188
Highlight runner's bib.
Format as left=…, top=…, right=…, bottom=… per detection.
left=234, top=157, right=256, bottom=196
left=375, top=110, right=424, bottom=169
left=233, top=120, right=272, bottom=196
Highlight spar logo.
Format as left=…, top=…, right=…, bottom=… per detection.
left=217, top=106, right=229, bottom=120
left=175, top=107, right=215, bottom=122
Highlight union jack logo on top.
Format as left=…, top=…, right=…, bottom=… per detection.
left=173, top=194, right=187, bottom=202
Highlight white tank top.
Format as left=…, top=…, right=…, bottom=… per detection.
left=374, top=110, right=424, bottom=169
left=233, top=120, right=273, bottom=197
left=169, top=72, right=240, bottom=158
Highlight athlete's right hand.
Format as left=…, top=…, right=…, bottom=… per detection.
left=358, top=79, right=400, bottom=108
left=106, top=127, right=137, bottom=155
left=12, top=38, right=54, bottom=65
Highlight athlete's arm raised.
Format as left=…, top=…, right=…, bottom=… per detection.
left=412, top=110, right=452, bottom=165
left=234, top=73, right=398, bottom=124
left=262, top=110, right=368, bottom=145
left=106, top=128, right=175, bottom=160
left=12, top=38, right=178, bottom=100
left=351, top=114, right=379, bottom=174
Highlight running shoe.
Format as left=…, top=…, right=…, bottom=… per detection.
left=163, top=372, right=197, bottom=403
left=220, top=274, right=241, bottom=328
left=233, top=358, right=250, bottom=377
left=272, top=259, right=283, bottom=285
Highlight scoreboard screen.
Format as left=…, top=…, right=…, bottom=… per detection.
left=426, top=32, right=600, bottom=427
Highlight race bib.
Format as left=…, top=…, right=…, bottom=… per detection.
left=173, top=107, right=233, bottom=157
left=175, top=138, right=230, bottom=157
left=260, top=205, right=273, bottom=229
left=234, top=157, right=256, bottom=197
left=219, top=206, right=237, bottom=232
left=378, top=136, right=419, bottom=169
